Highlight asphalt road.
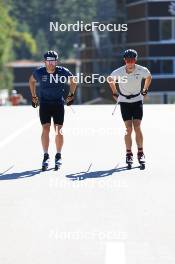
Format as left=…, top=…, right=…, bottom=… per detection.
left=0, top=105, right=175, bottom=264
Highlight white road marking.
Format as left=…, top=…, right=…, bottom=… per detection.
left=0, top=118, right=38, bottom=149
left=105, top=242, right=126, bottom=264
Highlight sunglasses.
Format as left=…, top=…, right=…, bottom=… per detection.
left=45, top=60, right=57, bottom=65
left=125, top=58, right=136, bottom=63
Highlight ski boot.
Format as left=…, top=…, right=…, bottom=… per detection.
left=55, top=153, right=62, bottom=171
left=42, top=153, right=50, bottom=171
left=137, top=152, right=145, bottom=170
left=126, top=152, right=133, bottom=169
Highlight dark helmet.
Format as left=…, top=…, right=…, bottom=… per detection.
left=43, top=50, right=58, bottom=61
left=123, top=49, right=138, bottom=59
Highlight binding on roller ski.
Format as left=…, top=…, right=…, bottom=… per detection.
left=126, top=152, right=133, bottom=170
left=41, top=153, right=62, bottom=171
left=42, top=153, right=50, bottom=171
left=126, top=151, right=145, bottom=170
left=137, top=151, right=145, bottom=170
left=54, top=153, right=62, bottom=171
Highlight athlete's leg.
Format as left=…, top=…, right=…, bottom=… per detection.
left=132, top=100, right=143, bottom=151
left=53, top=103, right=64, bottom=153
left=41, top=123, right=51, bottom=153
left=133, top=119, right=145, bottom=164
left=124, top=120, right=133, bottom=152
left=39, top=103, right=51, bottom=154
left=120, top=102, right=133, bottom=152
left=54, top=124, right=63, bottom=153
left=133, top=119, right=143, bottom=150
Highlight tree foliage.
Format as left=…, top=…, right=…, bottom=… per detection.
left=9, top=0, right=97, bottom=59
left=0, top=0, right=36, bottom=90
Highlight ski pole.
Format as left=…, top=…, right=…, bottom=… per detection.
left=70, top=105, right=76, bottom=114
left=112, top=102, right=118, bottom=115
left=86, top=163, right=92, bottom=173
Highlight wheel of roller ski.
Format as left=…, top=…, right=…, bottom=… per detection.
left=140, top=163, right=145, bottom=170
left=42, top=165, right=48, bottom=171
left=54, top=165, right=59, bottom=171
left=127, top=163, right=132, bottom=170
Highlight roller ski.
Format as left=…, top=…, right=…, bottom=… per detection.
left=42, top=153, right=50, bottom=171
left=54, top=153, right=62, bottom=171
left=137, top=152, right=145, bottom=170
left=126, top=152, right=133, bottom=169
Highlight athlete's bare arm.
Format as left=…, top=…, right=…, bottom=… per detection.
left=29, top=75, right=37, bottom=97
left=107, top=76, right=118, bottom=101
left=69, top=76, right=77, bottom=95
left=66, top=76, right=77, bottom=105
left=143, top=75, right=152, bottom=92
left=108, top=76, right=117, bottom=93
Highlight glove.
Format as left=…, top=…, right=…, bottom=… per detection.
left=32, top=96, right=39, bottom=108
left=66, top=93, right=74, bottom=106
left=141, top=89, right=148, bottom=96
left=112, top=92, right=119, bottom=102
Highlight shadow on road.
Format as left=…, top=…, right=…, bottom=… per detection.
left=66, top=165, right=140, bottom=181
left=0, top=168, right=53, bottom=181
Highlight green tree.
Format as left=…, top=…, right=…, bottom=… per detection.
left=35, top=29, right=49, bottom=60
left=0, top=0, right=14, bottom=90
left=0, top=0, right=36, bottom=90
left=10, top=0, right=97, bottom=59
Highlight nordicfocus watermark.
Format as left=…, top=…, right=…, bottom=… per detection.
left=49, top=178, right=128, bottom=190
left=49, top=230, right=127, bottom=241
left=50, top=21, right=128, bottom=32
left=49, top=73, right=127, bottom=84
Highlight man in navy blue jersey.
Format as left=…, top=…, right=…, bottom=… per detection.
left=29, top=50, right=77, bottom=170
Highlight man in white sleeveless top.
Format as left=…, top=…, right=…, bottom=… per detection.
left=108, top=49, right=152, bottom=167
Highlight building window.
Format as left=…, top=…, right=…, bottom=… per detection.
left=150, top=60, right=173, bottom=74
left=161, top=60, right=173, bottom=74
left=160, top=20, right=172, bottom=40
left=150, top=60, right=160, bottom=74
left=159, top=19, right=175, bottom=40
left=173, top=19, right=175, bottom=40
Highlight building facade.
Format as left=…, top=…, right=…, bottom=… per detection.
left=80, top=0, right=175, bottom=103
left=126, top=0, right=175, bottom=103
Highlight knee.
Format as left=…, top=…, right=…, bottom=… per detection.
left=55, top=126, right=63, bottom=136
left=42, top=125, right=50, bottom=134
left=125, top=126, right=132, bottom=136
left=134, top=124, right=141, bottom=133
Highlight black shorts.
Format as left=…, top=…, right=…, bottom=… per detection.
left=120, top=101, right=143, bottom=121
left=39, top=102, right=64, bottom=125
